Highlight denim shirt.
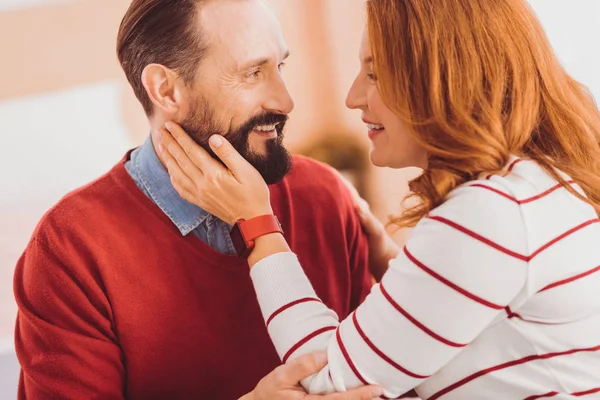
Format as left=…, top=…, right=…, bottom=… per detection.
left=125, top=136, right=236, bottom=255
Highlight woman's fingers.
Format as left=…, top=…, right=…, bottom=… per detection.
left=160, top=139, right=197, bottom=198
left=159, top=121, right=272, bottom=224
left=333, top=169, right=383, bottom=237
left=207, top=134, right=256, bottom=181
left=163, top=122, right=225, bottom=177
left=356, top=202, right=384, bottom=237
left=160, top=127, right=206, bottom=181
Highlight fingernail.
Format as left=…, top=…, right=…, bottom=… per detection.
left=158, top=143, right=164, bottom=154
left=210, top=135, right=223, bottom=148
left=165, top=122, right=172, bottom=132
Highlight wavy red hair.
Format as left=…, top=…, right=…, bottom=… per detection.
left=366, top=0, right=600, bottom=227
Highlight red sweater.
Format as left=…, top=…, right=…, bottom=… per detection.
left=13, top=154, right=372, bottom=400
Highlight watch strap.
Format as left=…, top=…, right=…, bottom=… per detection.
left=238, top=215, right=283, bottom=243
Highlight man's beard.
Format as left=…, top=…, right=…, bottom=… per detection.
left=179, top=96, right=292, bottom=185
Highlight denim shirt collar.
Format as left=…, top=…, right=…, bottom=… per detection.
left=134, top=136, right=209, bottom=235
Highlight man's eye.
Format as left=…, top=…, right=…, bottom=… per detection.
left=248, top=70, right=261, bottom=79
left=278, top=62, right=286, bottom=72
left=367, top=73, right=376, bottom=81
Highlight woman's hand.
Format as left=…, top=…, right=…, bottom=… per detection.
left=241, top=352, right=383, bottom=400
left=335, top=173, right=400, bottom=281
left=357, top=206, right=401, bottom=282
left=159, top=122, right=273, bottom=225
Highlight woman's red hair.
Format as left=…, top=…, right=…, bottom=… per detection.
left=366, top=0, right=600, bottom=226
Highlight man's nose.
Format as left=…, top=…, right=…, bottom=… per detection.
left=264, top=74, right=295, bottom=115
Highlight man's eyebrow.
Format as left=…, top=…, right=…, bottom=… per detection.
left=240, top=50, right=291, bottom=70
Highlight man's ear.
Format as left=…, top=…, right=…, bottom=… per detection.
left=141, top=64, right=187, bottom=115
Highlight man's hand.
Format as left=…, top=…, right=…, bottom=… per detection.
left=241, top=352, right=383, bottom=400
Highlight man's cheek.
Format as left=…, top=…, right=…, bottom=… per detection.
left=220, top=86, right=247, bottom=118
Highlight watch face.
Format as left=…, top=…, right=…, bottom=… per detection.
left=230, top=223, right=247, bottom=257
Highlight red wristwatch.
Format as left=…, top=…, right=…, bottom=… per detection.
left=229, top=215, right=284, bottom=258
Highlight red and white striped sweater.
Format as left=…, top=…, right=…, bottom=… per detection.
left=250, top=157, right=600, bottom=399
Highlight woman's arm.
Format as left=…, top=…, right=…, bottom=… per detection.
left=247, top=185, right=528, bottom=397
left=159, top=124, right=529, bottom=398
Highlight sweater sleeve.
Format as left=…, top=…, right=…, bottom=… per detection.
left=14, top=239, right=126, bottom=400
left=250, top=184, right=529, bottom=398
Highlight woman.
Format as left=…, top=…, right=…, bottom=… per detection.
left=160, top=0, right=600, bottom=398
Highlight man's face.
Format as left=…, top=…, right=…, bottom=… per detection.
left=179, top=0, right=294, bottom=184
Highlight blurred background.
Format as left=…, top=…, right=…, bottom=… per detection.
left=0, top=0, right=599, bottom=397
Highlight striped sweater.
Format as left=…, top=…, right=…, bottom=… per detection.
left=249, top=157, right=600, bottom=399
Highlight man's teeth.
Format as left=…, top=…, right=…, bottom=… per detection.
left=367, top=123, right=385, bottom=130
left=255, top=124, right=278, bottom=132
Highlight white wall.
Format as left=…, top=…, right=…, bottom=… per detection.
left=529, top=0, right=600, bottom=101
left=0, top=79, right=133, bottom=399
left=0, top=81, right=134, bottom=342
left=0, top=0, right=79, bottom=12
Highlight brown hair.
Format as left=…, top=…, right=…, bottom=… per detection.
left=366, top=0, right=600, bottom=227
left=117, top=0, right=210, bottom=116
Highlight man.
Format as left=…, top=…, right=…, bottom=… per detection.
left=13, top=0, right=373, bottom=399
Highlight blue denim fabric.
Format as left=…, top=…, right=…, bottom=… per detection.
left=125, top=136, right=236, bottom=255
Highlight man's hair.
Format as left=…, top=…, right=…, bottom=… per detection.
left=116, top=0, right=210, bottom=116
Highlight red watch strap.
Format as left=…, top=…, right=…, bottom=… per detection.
left=238, top=215, right=283, bottom=242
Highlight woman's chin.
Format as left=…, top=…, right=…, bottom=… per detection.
left=370, top=151, right=421, bottom=170
left=369, top=150, right=391, bottom=168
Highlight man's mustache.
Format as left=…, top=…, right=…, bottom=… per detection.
left=236, top=113, right=289, bottom=136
